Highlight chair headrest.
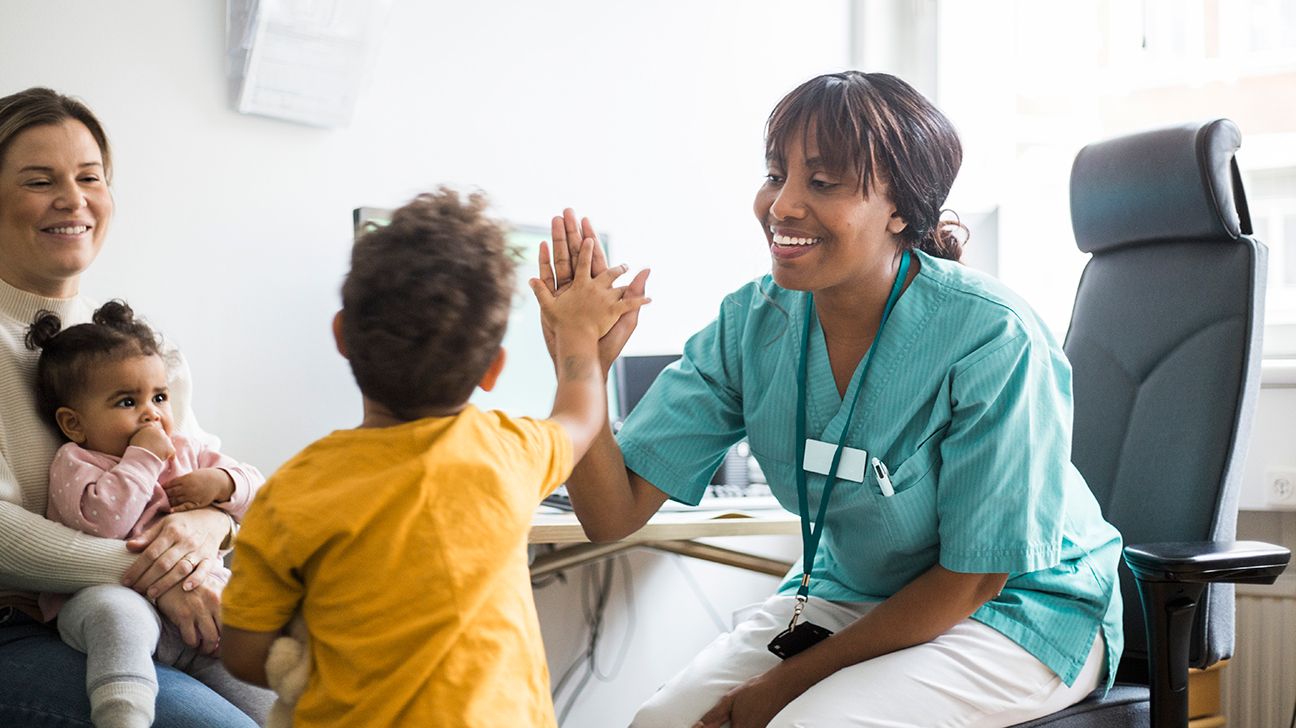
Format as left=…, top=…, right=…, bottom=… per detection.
left=1070, top=119, right=1252, bottom=254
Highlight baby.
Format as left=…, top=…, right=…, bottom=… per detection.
left=26, top=300, right=266, bottom=728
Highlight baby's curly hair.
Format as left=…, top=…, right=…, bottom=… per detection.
left=341, top=187, right=516, bottom=420
left=25, top=300, right=162, bottom=432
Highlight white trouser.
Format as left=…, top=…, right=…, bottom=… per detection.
left=631, top=594, right=1105, bottom=728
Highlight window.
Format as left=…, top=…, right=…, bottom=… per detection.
left=931, top=0, right=1296, bottom=356
left=1248, top=166, right=1296, bottom=354
left=1220, top=0, right=1296, bottom=73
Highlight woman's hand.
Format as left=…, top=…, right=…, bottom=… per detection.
left=154, top=569, right=225, bottom=655
left=695, top=670, right=800, bottom=728
left=122, top=508, right=229, bottom=599
left=538, top=208, right=650, bottom=373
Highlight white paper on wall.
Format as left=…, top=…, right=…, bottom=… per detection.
left=226, top=0, right=393, bottom=128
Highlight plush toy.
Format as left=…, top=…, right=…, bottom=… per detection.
left=264, top=615, right=311, bottom=728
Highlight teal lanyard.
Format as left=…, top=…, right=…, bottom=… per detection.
left=791, top=249, right=910, bottom=603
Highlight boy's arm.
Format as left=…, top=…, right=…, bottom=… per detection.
left=222, top=484, right=303, bottom=684
left=221, top=627, right=277, bottom=687
left=546, top=328, right=606, bottom=462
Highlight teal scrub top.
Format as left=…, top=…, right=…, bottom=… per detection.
left=616, top=249, right=1123, bottom=689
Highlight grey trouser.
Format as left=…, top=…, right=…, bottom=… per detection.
left=58, top=584, right=271, bottom=724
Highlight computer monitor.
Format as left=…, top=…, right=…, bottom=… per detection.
left=612, top=354, right=760, bottom=489
left=612, top=354, right=681, bottom=429
left=352, top=207, right=616, bottom=419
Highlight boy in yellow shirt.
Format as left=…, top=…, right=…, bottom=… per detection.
left=219, top=189, right=649, bottom=727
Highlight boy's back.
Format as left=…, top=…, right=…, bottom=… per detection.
left=223, top=407, right=571, bottom=727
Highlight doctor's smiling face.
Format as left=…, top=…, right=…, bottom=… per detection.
left=755, top=126, right=908, bottom=296
left=755, top=72, right=965, bottom=296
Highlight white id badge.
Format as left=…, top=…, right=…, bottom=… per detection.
left=803, top=439, right=868, bottom=482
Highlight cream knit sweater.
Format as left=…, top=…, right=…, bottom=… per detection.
left=0, top=277, right=209, bottom=602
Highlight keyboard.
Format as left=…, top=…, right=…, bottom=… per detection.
left=541, top=483, right=784, bottom=513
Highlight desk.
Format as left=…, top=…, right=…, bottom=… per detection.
left=529, top=509, right=799, bottom=578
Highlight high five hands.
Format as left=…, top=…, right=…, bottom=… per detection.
left=530, top=208, right=651, bottom=369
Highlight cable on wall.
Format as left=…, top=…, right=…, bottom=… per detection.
left=551, top=555, right=636, bottom=723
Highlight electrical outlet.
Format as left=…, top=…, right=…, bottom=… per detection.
left=1266, top=470, right=1296, bottom=507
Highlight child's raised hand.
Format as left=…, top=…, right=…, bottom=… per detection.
left=130, top=424, right=176, bottom=462
left=164, top=468, right=236, bottom=512
left=530, top=237, right=650, bottom=340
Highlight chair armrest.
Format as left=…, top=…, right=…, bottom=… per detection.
left=1122, top=540, right=1290, bottom=728
left=1124, top=540, right=1290, bottom=584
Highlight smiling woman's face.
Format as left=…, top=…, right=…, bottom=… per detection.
left=755, top=125, right=907, bottom=296
left=0, top=119, right=112, bottom=298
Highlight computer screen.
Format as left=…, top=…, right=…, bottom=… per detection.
left=612, top=354, right=681, bottom=429
left=352, top=207, right=617, bottom=419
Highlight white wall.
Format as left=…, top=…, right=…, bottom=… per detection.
left=2, top=2, right=843, bottom=726
left=1240, top=382, right=1296, bottom=511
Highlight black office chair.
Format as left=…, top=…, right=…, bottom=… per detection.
left=1015, top=120, right=1291, bottom=727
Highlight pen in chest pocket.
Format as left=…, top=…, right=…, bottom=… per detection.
left=871, top=457, right=895, bottom=497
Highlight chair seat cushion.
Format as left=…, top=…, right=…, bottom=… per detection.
left=1010, top=684, right=1148, bottom=727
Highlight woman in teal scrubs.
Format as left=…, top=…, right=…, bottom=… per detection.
left=537, top=71, right=1123, bottom=728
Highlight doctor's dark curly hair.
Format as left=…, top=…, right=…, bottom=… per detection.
left=341, top=187, right=515, bottom=420
left=25, top=300, right=161, bottom=431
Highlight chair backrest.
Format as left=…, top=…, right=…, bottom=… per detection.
left=1065, top=119, right=1267, bottom=681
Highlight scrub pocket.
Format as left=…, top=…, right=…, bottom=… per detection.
left=877, top=435, right=941, bottom=557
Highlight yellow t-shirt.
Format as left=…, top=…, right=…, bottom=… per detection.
left=223, top=406, right=572, bottom=728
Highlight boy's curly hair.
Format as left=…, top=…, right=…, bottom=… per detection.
left=341, top=187, right=516, bottom=420
left=25, top=300, right=162, bottom=432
